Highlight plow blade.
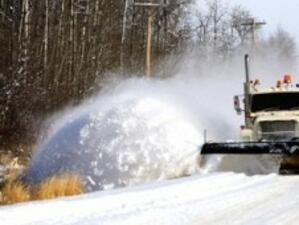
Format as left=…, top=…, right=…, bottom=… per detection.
left=201, top=141, right=299, bottom=155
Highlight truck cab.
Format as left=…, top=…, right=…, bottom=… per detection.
left=235, top=76, right=299, bottom=142
left=201, top=55, right=299, bottom=174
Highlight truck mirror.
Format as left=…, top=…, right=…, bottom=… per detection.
left=234, top=96, right=242, bottom=115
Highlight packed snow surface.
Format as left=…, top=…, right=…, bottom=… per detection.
left=1, top=172, right=299, bottom=225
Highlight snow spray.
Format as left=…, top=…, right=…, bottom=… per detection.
left=26, top=77, right=231, bottom=192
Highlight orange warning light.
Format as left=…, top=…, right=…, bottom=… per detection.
left=283, top=74, right=292, bottom=84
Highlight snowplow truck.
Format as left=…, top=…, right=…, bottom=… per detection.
left=201, top=54, right=299, bottom=174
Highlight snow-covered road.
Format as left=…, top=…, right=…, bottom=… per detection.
left=1, top=172, right=299, bottom=225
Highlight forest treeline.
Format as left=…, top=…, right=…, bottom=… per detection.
left=0, top=0, right=297, bottom=142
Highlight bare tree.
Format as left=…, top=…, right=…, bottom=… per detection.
left=0, top=0, right=190, bottom=141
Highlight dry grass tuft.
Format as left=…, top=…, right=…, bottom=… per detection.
left=0, top=174, right=83, bottom=205
left=1, top=181, right=30, bottom=204
left=33, top=174, right=83, bottom=200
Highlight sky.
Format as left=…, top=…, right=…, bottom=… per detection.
left=231, top=0, right=299, bottom=44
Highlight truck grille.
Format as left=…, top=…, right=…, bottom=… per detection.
left=259, top=121, right=296, bottom=140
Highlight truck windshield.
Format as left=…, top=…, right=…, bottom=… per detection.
left=251, top=92, right=299, bottom=112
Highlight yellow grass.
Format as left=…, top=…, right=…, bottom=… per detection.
left=0, top=174, right=83, bottom=205
left=33, top=174, right=83, bottom=200
left=1, top=181, right=30, bottom=204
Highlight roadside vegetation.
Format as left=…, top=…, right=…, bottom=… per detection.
left=0, top=172, right=83, bottom=205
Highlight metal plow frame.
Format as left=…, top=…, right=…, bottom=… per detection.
left=201, top=141, right=299, bottom=174
left=201, top=141, right=299, bottom=155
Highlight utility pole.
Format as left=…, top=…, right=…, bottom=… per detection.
left=146, top=14, right=153, bottom=79
left=121, top=0, right=129, bottom=77
left=241, top=18, right=266, bottom=47
left=133, top=0, right=168, bottom=79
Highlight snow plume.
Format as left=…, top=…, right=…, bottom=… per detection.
left=24, top=72, right=239, bottom=192
left=25, top=50, right=292, bottom=192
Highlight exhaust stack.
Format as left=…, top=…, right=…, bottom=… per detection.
left=244, top=54, right=251, bottom=127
